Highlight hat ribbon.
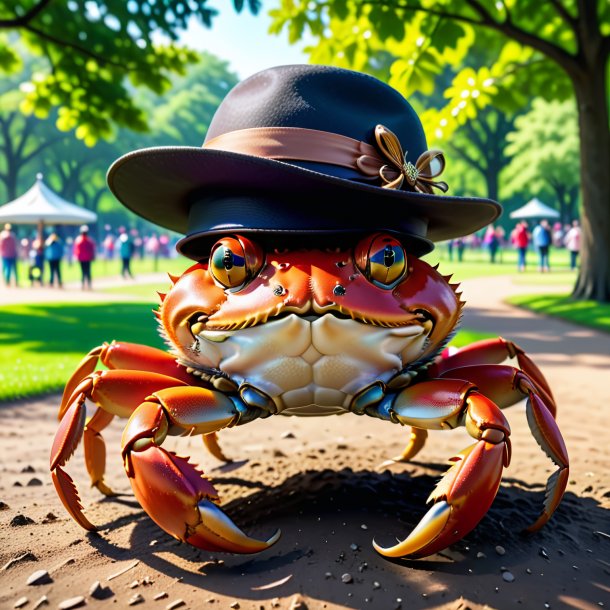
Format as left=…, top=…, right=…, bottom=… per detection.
left=203, top=125, right=448, bottom=194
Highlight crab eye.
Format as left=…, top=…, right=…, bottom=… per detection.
left=355, top=233, right=407, bottom=288
left=209, top=235, right=263, bottom=289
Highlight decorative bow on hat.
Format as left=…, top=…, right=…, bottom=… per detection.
left=369, top=125, right=448, bottom=194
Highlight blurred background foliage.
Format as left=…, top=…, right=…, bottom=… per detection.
left=0, top=0, right=608, bottom=299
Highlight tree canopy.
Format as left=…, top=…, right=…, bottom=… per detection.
left=270, top=0, right=610, bottom=300
left=0, top=51, right=237, bottom=231
left=504, top=99, right=580, bottom=224
left=0, top=0, right=258, bottom=144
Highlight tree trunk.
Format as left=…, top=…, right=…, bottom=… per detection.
left=485, top=162, right=499, bottom=202
left=571, top=58, right=610, bottom=302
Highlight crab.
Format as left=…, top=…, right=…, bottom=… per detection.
left=50, top=232, right=568, bottom=559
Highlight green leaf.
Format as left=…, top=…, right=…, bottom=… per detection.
left=0, top=36, right=21, bottom=73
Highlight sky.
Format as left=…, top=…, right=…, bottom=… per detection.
left=180, top=6, right=312, bottom=78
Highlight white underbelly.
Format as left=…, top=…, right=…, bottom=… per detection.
left=193, top=314, right=427, bottom=415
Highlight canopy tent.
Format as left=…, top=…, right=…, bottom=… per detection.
left=0, top=174, right=97, bottom=240
left=509, top=197, right=560, bottom=220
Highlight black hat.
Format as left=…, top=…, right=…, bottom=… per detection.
left=107, top=64, right=500, bottom=259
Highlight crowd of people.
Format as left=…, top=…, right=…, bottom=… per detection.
left=0, top=223, right=175, bottom=289
left=1, top=217, right=584, bottom=290
left=446, top=219, right=582, bottom=272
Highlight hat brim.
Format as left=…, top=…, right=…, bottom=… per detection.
left=107, top=146, right=501, bottom=251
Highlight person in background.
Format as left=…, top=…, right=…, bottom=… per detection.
left=532, top=219, right=552, bottom=272
left=29, top=237, right=45, bottom=286
left=455, top=237, right=466, bottom=262
left=74, top=225, right=95, bottom=290
left=45, top=232, right=64, bottom=288
left=119, top=229, right=135, bottom=279
left=19, top=237, right=30, bottom=262
left=446, top=239, right=455, bottom=261
left=132, top=229, right=144, bottom=259
left=0, top=223, right=19, bottom=287
left=552, top=222, right=564, bottom=247
left=483, top=224, right=500, bottom=263
left=511, top=221, right=529, bottom=272
left=146, top=233, right=161, bottom=271
left=102, top=230, right=116, bottom=260
left=564, top=219, right=582, bottom=271
left=494, top=225, right=506, bottom=262
left=159, top=233, right=170, bottom=258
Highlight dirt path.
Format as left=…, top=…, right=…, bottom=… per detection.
left=0, top=274, right=608, bottom=610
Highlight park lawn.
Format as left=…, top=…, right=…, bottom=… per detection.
left=424, top=246, right=575, bottom=282
left=0, top=301, right=165, bottom=402
left=510, top=270, right=576, bottom=286
left=0, top=299, right=493, bottom=402
left=11, top=246, right=578, bottom=287
left=448, top=328, right=496, bottom=347
left=12, top=255, right=191, bottom=286
left=507, top=293, right=610, bottom=333
left=103, top=282, right=169, bottom=300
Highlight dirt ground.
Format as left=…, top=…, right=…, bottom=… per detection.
left=1, top=276, right=609, bottom=610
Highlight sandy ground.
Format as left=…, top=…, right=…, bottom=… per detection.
left=1, top=275, right=609, bottom=610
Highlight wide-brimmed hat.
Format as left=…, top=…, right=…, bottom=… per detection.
left=107, top=64, right=500, bottom=259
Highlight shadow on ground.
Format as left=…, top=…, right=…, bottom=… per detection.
left=85, top=466, right=608, bottom=609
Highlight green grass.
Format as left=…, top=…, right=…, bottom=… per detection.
left=102, top=248, right=580, bottom=300
left=11, top=247, right=579, bottom=286
left=0, top=298, right=492, bottom=402
left=0, top=302, right=164, bottom=402
left=507, top=293, right=610, bottom=333
left=510, top=271, right=575, bottom=287
left=12, top=256, right=192, bottom=285
left=449, top=328, right=496, bottom=347
left=102, top=282, right=168, bottom=300
left=424, top=246, right=575, bottom=283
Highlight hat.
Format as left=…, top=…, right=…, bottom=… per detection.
left=107, top=64, right=501, bottom=260
left=79, top=225, right=89, bottom=233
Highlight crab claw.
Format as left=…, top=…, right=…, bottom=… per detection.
left=122, top=388, right=278, bottom=554
left=374, top=440, right=507, bottom=558
left=375, top=384, right=510, bottom=558
left=127, top=446, right=280, bottom=552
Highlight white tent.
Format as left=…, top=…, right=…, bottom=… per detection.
left=0, top=174, right=97, bottom=228
left=509, top=197, right=560, bottom=220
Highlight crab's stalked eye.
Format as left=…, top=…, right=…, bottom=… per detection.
left=355, top=233, right=407, bottom=289
left=209, top=235, right=264, bottom=289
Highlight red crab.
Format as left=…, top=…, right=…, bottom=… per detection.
left=50, top=233, right=568, bottom=559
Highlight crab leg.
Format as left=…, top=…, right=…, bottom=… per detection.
left=59, top=342, right=196, bottom=418
left=59, top=342, right=235, bottom=464
left=523, top=390, right=569, bottom=532
left=203, top=432, right=233, bottom=462
left=83, top=407, right=116, bottom=496
left=51, top=370, right=189, bottom=528
left=430, top=338, right=555, bottom=412
left=438, top=364, right=555, bottom=412
left=122, top=386, right=278, bottom=553
left=378, top=428, right=428, bottom=469
left=436, top=362, right=568, bottom=531
left=373, top=379, right=511, bottom=558
left=388, top=337, right=557, bottom=468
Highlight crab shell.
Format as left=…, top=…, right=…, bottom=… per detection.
left=159, top=239, right=463, bottom=415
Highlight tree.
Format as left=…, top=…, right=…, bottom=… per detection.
left=426, top=105, right=516, bottom=202
left=145, top=53, right=239, bottom=146
left=0, top=0, right=258, bottom=143
left=0, top=50, right=237, bottom=235
left=270, top=0, right=610, bottom=301
left=0, top=55, right=66, bottom=200
left=504, top=99, right=580, bottom=224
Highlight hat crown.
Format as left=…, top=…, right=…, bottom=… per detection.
left=107, top=63, right=501, bottom=261
left=205, top=64, right=427, bottom=163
